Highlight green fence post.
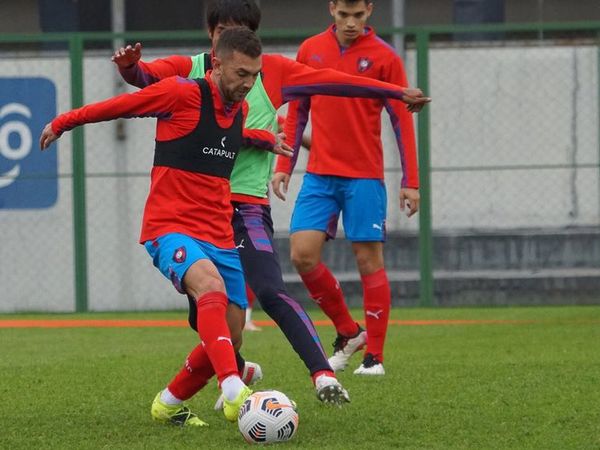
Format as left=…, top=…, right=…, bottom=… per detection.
left=69, top=34, right=88, bottom=312
left=598, top=33, right=600, bottom=220
left=416, top=30, right=434, bottom=307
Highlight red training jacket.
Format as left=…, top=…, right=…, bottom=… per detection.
left=52, top=74, right=277, bottom=248
left=277, top=25, right=419, bottom=188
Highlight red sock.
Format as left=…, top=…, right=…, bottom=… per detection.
left=168, top=344, right=215, bottom=401
left=300, top=263, right=358, bottom=337
left=196, top=291, right=239, bottom=383
left=362, top=268, right=391, bottom=362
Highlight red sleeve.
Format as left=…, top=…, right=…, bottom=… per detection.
left=241, top=101, right=277, bottom=150
left=277, top=115, right=285, bottom=131
left=119, top=55, right=194, bottom=88
left=275, top=46, right=311, bottom=175
left=272, top=54, right=409, bottom=104
left=267, top=50, right=415, bottom=175
left=51, top=76, right=189, bottom=136
left=382, top=56, right=419, bottom=189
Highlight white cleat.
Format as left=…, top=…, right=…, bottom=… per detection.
left=315, top=374, right=350, bottom=406
left=328, top=326, right=367, bottom=372
left=353, top=353, right=385, bottom=376
left=214, top=361, right=263, bottom=411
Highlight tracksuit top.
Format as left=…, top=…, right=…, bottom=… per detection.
left=277, top=25, right=419, bottom=189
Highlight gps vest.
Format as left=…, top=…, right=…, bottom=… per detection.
left=153, top=78, right=243, bottom=179
left=189, top=53, right=278, bottom=197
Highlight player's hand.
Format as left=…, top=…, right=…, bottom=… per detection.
left=400, top=187, right=420, bottom=217
left=111, top=42, right=142, bottom=69
left=402, top=88, right=431, bottom=113
left=271, top=172, right=291, bottom=201
left=272, top=132, right=293, bottom=158
left=39, top=123, right=59, bottom=150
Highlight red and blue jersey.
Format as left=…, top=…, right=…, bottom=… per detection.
left=277, top=25, right=419, bottom=188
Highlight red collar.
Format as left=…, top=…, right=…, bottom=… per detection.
left=329, top=24, right=374, bottom=48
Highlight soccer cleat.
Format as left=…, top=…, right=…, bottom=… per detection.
left=223, top=386, right=253, bottom=422
left=315, top=374, right=350, bottom=406
left=328, top=326, right=367, bottom=372
left=353, top=353, right=385, bottom=376
left=151, top=392, right=208, bottom=427
left=214, top=362, right=263, bottom=411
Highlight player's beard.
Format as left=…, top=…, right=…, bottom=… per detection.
left=223, top=86, right=249, bottom=103
left=230, top=87, right=249, bottom=103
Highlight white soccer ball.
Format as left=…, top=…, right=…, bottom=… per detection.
left=238, top=390, right=299, bottom=444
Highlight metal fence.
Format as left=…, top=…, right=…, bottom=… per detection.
left=0, top=22, right=599, bottom=312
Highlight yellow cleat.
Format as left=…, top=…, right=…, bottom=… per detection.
left=151, top=392, right=208, bottom=427
left=223, top=386, right=253, bottom=422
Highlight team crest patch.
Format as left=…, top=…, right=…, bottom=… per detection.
left=357, top=57, right=373, bottom=73
left=173, top=246, right=187, bottom=263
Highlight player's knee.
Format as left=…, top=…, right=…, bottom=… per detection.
left=192, top=277, right=226, bottom=297
left=353, top=248, right=384, bottom=275
left=356, top=259, right=383, bottom=276
left=290, top=249, right=318, bottom=274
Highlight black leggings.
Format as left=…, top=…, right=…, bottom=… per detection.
left=231, top=202, right=331, bottom=375
left=186, top=202, right=332, bottom=376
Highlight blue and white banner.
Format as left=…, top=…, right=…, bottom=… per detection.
left=0, top=78, right=57, bottom=209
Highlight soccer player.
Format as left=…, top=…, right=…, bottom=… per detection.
left=272, top=0, right=422, bottom=376
left=40, top=27, right=292, bottom=426
left=112, top=0, right=429, bottom=403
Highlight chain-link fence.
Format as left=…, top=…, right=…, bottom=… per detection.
left=1, top=23, right=599, bottom=312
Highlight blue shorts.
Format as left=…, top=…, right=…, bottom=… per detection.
left=290, top=173, right=387, bottom=242
left=144, top=233, right=247, bottom=308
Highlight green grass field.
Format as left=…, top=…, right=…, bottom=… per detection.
left=2, top=306, right=600, bottom=449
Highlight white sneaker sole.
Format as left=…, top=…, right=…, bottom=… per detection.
left=353, top=363, right=385, bottom=376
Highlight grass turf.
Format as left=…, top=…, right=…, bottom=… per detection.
left=1, top=306, right=599, bottom=449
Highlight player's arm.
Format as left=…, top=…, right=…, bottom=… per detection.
left=267, top=48, right=316, bottom=201
left=241, top=102, right=292, bottom=157
left=40, top=77, right=184, bottom=149
left=272, top=54, right=430, bottom=109
left=383, top=56, right=420, bottom=217
left=112, top=42, right=193, bottom=89
left=277, top=114, right=310, bottom=150
left=271, top=110, right=311, bottom=201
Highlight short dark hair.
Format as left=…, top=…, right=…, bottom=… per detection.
left=331, top=0, right=372, bottom=4
left=206, top=0, right=261, bottom=32
left=214, top=26, right=262, bottom=59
